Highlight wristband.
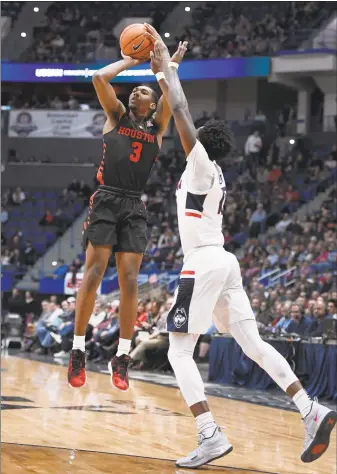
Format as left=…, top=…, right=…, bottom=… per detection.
left=168, top=61, right=179, bottom=69
left=155, top=72, right=166, bottom=81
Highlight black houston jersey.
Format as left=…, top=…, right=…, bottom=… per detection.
left=96, top=113, right=160, bottom=192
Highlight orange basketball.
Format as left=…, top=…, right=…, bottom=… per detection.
left=120, top=23, right=153, bottom=60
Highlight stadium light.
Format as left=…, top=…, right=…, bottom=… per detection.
left=164, top=32, right=170, bottom=38
left=52, top=261, right=58, bottom=266
left=33, top=7, right=39, bottom=12
left=289, top=139, right=295, bottom=145
left=21, top=32, right=27, bottom=38
left=185, top=6, right=191, bottom=12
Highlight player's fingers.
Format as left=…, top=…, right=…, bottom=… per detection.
left=153, top=42, right=160, bottom=56
left=144, top=32, right=156, bottom=43
left=144, top=23, right=159, bottom=37
left=155, top=40, right=164, bottom=53
left=147, top=23, right=159, bottom=34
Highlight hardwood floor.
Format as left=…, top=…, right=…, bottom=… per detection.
left=1, top=356, right=336, bottom=474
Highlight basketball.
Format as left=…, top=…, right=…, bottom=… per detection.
left=120, top=23, right=153, bottom=60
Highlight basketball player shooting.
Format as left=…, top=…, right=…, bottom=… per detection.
left=67, top=32, right=188, bottom=392
left=145, top=24, right=337, bottom=469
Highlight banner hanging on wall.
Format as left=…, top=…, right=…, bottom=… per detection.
left=8, top=110, right=105, bottom=138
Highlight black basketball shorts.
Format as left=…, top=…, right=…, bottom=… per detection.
left=83, top=186, right=148, bottom=254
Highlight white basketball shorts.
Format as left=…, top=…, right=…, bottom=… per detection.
left=167, top=246, right=255, bottom=334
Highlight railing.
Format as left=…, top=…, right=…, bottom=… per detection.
left=258, top=266, right=297, bottom=289
left=38, top=226, right=76, bottom=278
left=309, top=24, right=337, bottom=51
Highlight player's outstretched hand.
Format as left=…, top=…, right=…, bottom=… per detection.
left=170, top=41, right=188, bottom=65
left=149, top=40, right=170, bottom=74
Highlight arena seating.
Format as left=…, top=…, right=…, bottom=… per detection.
left=23, top=1, right=177, bottom=62
left=1, top=1, right=24, bottom=23
left=20, top=1, right=337, bottom=62
left=180, top=1, right=336, bottom=59
left=1, top=186, right=86, bottom=280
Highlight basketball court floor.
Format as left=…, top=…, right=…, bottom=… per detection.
left=1, top=354, right=336, bottom=474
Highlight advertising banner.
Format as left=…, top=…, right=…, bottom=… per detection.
left=2, top=57, right=270, bottom=83
left=8, top=110, right=105, bottom=138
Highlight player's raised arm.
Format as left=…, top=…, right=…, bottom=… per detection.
left=144, top=26, right=195, bottom=156
left=92, top=57, right=142, bottom=121
left=153, top=40, right=188, bottom=136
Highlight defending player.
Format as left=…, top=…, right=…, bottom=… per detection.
left=68, top=41, right=188, bottom=391
left=145, top=24, right=337, bottom=469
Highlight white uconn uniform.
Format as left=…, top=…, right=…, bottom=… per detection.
left=167, top=140, right=254, bottom=334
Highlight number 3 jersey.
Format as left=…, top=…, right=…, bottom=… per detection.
left=96, top=112, right=159, bottom=192
left=176, top=140, right=226, bottom=259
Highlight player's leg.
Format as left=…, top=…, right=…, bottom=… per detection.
left=68, top=242, right=112, bottom=388
left=216, top=251, right=337, bottom=463
left=108, top=198, right=147, bottom=391
left=108, top=251, right=143, bottom=390
left=168, top=333, right=232, bottom=468
left=229, top=317, right=337, bottom=463
left=116, top=252, right=143, bottom=340
left=167, top=252, right=233, bottom=468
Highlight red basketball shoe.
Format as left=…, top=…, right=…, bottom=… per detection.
left=68, top=349, right=86, bottom=388
left=108, top=354, right=130, bottom=391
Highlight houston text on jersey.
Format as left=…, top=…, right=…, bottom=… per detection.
left=118, top=126, right=155, bottom=143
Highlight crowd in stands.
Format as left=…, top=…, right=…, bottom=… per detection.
left=179, top=2, right=334, bottom=59
left=1, top=180, right=90, bottom=279
left=23, top=2, right=177, bottom=63
left=2, top=289, right=175, bottom=371
left=17, top=1, right=335, bottom=63
left=237, top=186, right=337, bottom=333
left=1, top=1, right=24, bottom=24
left=1, top=187, right=36, bottom=274
left=4, top=92, right=100, bottom=112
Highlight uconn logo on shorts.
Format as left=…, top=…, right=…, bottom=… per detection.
left=173, top=308, right=187, bottom=329
left=167, top=274, right=195, bottom=333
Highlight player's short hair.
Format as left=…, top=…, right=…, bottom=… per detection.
left=198, top=120, right=234, bottom=159
left=140, top=85, right=158, bottom=104
left=150, top=88, right=158, bottom=104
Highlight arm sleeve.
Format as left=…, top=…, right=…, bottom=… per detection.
left=185, top=140, right=215, bottom=193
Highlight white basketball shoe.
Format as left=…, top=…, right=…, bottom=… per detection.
left=301, top=401, right=337, bottom=463
left=176, top=426, right=233, bottom=469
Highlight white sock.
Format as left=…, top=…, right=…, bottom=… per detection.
left=195, top=412, right=217, bottom=438
left=116, top=338, right=132, bottom=357
left=72, top=335, right=85, bottom=352
left=293, top=389, right=313, bottom=418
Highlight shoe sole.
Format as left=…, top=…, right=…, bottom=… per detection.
left=68, top=370, right=87, bottom=390
left=108, top=361, right=129, bottom=392
left=301, top=410, right=337, bottom=463
left=176, top=445, right=233, bottom=469
left=68, top=379, right=86, bottom=389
